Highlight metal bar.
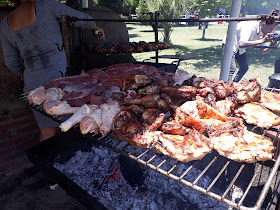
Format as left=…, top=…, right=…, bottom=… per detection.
left=154, top=11, right=159, bottom=64
left=238, top=163, right=264, bottom=206
left=179, top=160, right=199, bottom=180
left=146, top=154, right=158, bottom=164
left=222, top=163, right=246, bottom=199
left=254, top=152, right=280, bottom=209
left=207, top=160, right=231, bottom=192
left=60, top=16, right=72, bottom=74
left=67, top=16, right=280, bottom=23
left=136, top=149, right=151, bottom=159
left=193, top=156, right=218, bottom=185
left=167, top=161, right=181, bottom=175
left=156, top=156, right=169, bottom=169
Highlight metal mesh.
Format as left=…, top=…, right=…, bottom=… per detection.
left=18, top=89, right=280, bottom=210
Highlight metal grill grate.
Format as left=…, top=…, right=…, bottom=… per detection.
left=19, top=90, right=280, bottom=210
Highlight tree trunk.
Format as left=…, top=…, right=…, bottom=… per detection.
left=202, top=22, right=206, bottom=39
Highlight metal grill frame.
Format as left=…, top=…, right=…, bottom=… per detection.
left=18, top=89, right=280, bottom=210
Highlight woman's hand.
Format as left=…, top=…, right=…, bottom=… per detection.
left=91, top=25, right=105, bottom=40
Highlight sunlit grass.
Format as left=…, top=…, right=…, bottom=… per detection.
left=128, top=23, right=279, bottom=87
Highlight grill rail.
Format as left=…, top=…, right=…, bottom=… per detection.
left=19, top=90, right=280, bottom=210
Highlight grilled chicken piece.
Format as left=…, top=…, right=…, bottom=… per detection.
left=204, top=78, right=233, bottom=99
left=122, top=113, right=166, bottom=148
left=174, top=101, right=241, bottom=135
left=160, top=86, right=196, bottom=105
left=215, top=97, right=236, bottom=117
left=121, top=104, right=145, bottom=116
left=123, top=94, right=160, bottom=108
left=179, top=100, right=231, bottom=122
left=100, top=101, right=121, bottom=136
left=43, top=101, right=79, bottom=115
left=45, top=88, right=64, bottom=101
left=235, top=102, right=280, bottom=128
left=210, top=125, right=274, bottom=163
left=233, top=78, right=262, bottom=104
left=80, top=108, right=102, bottom=134
left=259, top=90, right=280, bottom=113
left=142, top=109, right=162, bottom=124
left=27, top=86, right=46, bottom=105
left=60, top=104, right=93, bottom=132
left=161, top=120, right=191, bottom=135
left=154, top=129, right=213, bottom=162
left=138, top=85, right=159, bottom=96
left=112, top=110, right=146, bottom=143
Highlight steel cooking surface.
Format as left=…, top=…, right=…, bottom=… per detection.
left=19, top=88, right=280, bottom=210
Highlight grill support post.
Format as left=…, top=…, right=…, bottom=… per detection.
left=220, top=0, right=242, bottom=82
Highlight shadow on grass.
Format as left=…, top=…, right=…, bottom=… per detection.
left=173, top=44, right=279, bottom=73
left=129, top=34, right=140, bottom=39
left=140, top=30, right=154, bottom=33
left=127, top=26, right=135, bottom=30
left=193, top=38, right=223, bottom=42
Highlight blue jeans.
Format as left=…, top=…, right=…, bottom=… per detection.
left=222, top=44, right=249, bottom=82
left=233, top=51, right=249, bottom=82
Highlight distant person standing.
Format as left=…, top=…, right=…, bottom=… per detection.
left=222, top=9, right=279, bottom=82
left=185, top=9, right=190, bottom=25
left=194, top=8, right=200, bottom=27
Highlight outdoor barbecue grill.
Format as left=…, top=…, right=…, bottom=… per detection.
left=19, top=86, right=280, bottom=210
left=17, top=11, right=280, bottom=209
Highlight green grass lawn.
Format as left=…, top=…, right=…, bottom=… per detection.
left=127, top=23, right=279, bottom=87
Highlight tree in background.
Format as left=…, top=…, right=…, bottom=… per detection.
left=241, top=0, right=280, bottom=16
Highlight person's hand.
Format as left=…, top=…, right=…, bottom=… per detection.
left=91, top=26, right=105, bottom=40
left=262, top=33, right=274, bottom=43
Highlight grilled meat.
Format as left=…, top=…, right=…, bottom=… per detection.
left=161, top=120, right=191, bottom=135
left=160, top=86, right=196, bottom=105
left=121, top=104, right=145, bottom=117
left=259, top=90, right=280, bottom=113
left=215, top=97, right=236, bottom=117
left=210, top=125, right=274, bottom=163
left=123, top=94, right=160, bottom=108
left=178, top=100, right=231, bottom=122
left=154, top=129, right=213, bottom=162
left=233, top=78, right=262, bottom=104
left=235, top=102, right=280, bottom=128
left=138, top=85, right=160, bottom=96
left=142, top=109, right=162, bottom=124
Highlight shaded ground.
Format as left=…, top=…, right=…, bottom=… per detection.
left=0, top=162, right=86, bottom=210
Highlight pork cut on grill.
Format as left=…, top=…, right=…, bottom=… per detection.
left=235, top=102, right=280, bottom=128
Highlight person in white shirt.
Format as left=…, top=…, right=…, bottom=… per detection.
left=222, top=9, right=279, bottom=82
